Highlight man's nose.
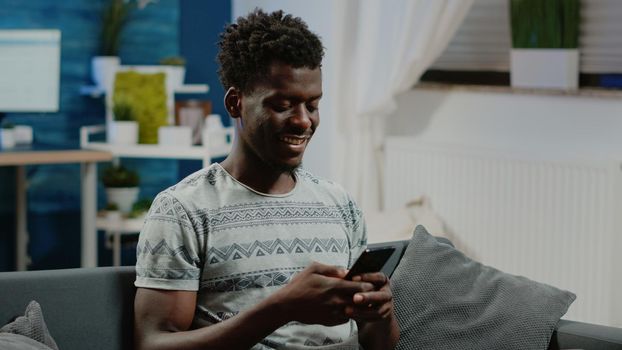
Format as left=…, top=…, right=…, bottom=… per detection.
left=289, top=104, right=313, bottom=130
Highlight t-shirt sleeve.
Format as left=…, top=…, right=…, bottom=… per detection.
left=347, top=197, right=368, bottom=268
left=135, top=191, right=202, bottom=291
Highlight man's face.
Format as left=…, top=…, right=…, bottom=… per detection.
left=236, top=62, right=322, bottom=172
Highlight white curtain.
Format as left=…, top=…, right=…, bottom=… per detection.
left=330, top=0, right=473, bottom=214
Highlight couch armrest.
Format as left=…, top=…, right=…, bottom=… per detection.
left=548, top=319, right=622, bottom=350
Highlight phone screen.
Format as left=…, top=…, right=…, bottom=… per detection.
left=345, top=247, right=396, bottom=280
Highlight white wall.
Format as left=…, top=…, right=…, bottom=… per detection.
left=232, top=0, right=339, bottom=180
left=387, top=88, right=622, bottom=163
left=386, top=88, right=622, bottom=326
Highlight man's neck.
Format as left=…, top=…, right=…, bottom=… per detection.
left=220, top=147, right=297, bottom=195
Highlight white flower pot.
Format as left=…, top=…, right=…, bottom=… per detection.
left=158, top=126, right=192, bottom=147
left=164, top=66, right=185, bottom=90
left=108, top=120, right=138, bottom=145
left=510, top=49, right=579, bottom=90
left=105, top=187, right=139, bottom=213
left=14, top=125, right=33, bottom=145
left=0, top=128, right=15, bottom=149
left=91, top=56, right=120, bottom=91
left=106, top=210, right=122, bottom=223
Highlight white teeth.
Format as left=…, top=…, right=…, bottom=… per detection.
left=280, top=136, right=305, bottom=145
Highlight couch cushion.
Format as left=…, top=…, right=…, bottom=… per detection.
left=391, top=225, right=576, bottom=350
left=0, top=267, right=136, bottom=350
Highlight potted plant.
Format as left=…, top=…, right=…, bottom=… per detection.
left=91, top=0, right=156, bottom=90
left=104, top=202, right=122, bottom=222
left=108, top=94, right=138, bottom=145
left=91, top=0, right=127, bottom=89
left=128, top=198, right=153, bottom=219
left=0, top=122, right=15, bottom=149
left=102, top=165, right=140, bottom=213
left=510, top=0, right=580, bottom=89
left=159, top=55, right=186, bottom=90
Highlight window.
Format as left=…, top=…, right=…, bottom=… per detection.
left=421, top=0, right=622, bottom=88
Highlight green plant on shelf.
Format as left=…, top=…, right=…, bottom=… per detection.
left=510, top=0, right=580, bottom=49
left=102, top=165, right=139, bottom=188
left=159, top=56, right=186, bottom=66
left=113, top=71, right=167, bottom=144
left=128, top=198, right=153, bottom=218
left=112, top=95, right=135, bottom=122
left=98, top=0, right=157, bottom=56
left=105, top=202, right=119, bottom=211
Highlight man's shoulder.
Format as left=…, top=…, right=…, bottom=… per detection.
left=156, top=163, right=224, bottom=207
left=295, top=168, right=352, bottom=199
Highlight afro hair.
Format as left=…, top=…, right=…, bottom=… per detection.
left=217, top=9, right=325, bottom=94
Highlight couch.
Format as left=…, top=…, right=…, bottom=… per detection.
left=1, top=240, right=621, bottom=350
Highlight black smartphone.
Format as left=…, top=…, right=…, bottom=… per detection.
left=345, top=246, right=396, bottom=280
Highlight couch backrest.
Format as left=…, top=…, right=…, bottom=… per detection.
left=0, top=266, right=136, bottom=350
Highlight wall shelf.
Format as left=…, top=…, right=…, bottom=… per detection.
left=79, top=84, right=209, bottom=98
left=80, top=125, right=234, bottom=167
left=414, top=82, right=622, bottom=99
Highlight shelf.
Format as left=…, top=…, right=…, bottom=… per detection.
left=80, top=124, right=233, bottom=164
left=80, top=84, right=209, bottom=98
left=82, top=141, right=230, bottom=160
left=97, top=213, right=144, bottom=233
left=414, top=82, right=622, bottom=99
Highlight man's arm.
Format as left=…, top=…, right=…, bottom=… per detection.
left=347, top=273, right=400, bottom=350
left=134, top=262, right=376, bottom=350
left=134, top=288, right=287, bottom=350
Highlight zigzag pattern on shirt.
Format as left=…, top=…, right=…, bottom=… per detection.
left=179, top=166, right=219, bottom=187
left=304, top=337, right=343, bottom=346
left=135, top=266, right=200, bottom=280
left=146, top=193, right=194, bottom=230
left=200, top=267, right=304, bottom=293
left=189, top=201, right=358, bottom=234
left=296, top=169, right=321, bottom=184
left=207, top=237, right=348, bottom=264
left=136, top=239, right=199, bottom=266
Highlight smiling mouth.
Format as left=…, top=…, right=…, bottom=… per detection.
left=279, top=136, right=307, bottom=145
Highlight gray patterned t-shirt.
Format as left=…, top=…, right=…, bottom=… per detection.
left=135, top=163, right=367, bottom=349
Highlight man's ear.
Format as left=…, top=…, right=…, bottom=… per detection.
left=224, top=87, right=242, bottom=118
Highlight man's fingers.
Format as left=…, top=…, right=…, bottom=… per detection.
left=334, top=280, right=376, bottom=294
left=352, top=290, right=392, bottom=305
left=351, top=272, right=388, bottom=287
left=346, top=303, right=393, bottom=321
left=307, top=262, right=347, bottom=278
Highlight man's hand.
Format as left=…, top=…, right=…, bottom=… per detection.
left=344, top=272, right=393, bottom=322
left=346, top=272, right=400, bottom=349
left=271, top=262, right=376, bottom=326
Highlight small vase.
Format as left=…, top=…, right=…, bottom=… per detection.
left=164, top=66, right=185, bottom=91
left=108, top=120, right=138, bottom=145
left=91, top=56, right=120, bottom=91
left=105, top=187, right=139, bottom=213
left=0, top=128, right=16, bottom=149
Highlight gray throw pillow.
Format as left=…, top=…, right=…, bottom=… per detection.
left=0, top=333, right=55, bottom=350
left=0, top=301, right=59, bottom=350
left=391, top=225, right=576, bottom=350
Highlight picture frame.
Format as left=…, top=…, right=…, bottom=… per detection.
left=174, top=99, right=212, bottom=145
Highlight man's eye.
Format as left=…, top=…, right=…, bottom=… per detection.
left=306, top=104, right=318, bottom=113
left=271, top=104, right=290, bottom=112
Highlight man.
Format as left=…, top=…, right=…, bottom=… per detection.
left=134, top=9, right=399, bottom=350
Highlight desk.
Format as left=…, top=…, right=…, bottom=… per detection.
left=0, top=146, right=112, bottom=270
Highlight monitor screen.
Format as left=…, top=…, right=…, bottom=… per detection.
left=0, top=30, right=61, bottom=112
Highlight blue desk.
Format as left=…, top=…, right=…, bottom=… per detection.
left=0, top=145, right=112, bottom=270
